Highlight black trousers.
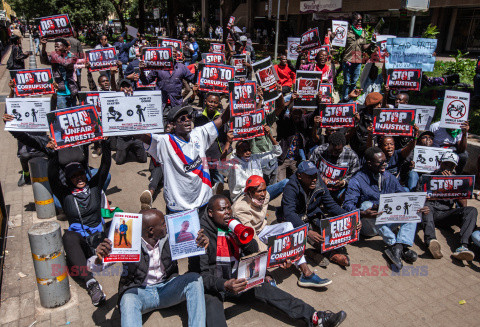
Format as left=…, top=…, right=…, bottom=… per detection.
left=422, top=203, right=478, bottom=245
left=205, top=283, right=316, bottom=327
left=62, top=230, right=95, bottom=284
left=115, top=137, right=147, bottom=165
left=18, top=146, right=45, bottom=172
left=148, top=160, right=164, bottom=192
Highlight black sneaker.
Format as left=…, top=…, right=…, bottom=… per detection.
left=402, top=248, right=418, bottom=264
left=385, top=246, right=403, bottom=271
left=24, top=174, right=31, bottom=185
left=313, top=310, right=347, bottom=327
left=18, top=174, right=26, bottom=187
left=87, top=281, right=106, bottom=306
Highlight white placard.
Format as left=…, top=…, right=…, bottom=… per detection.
left=287, top=37, right=301, bottom=60
left=237, top=253, right=268, bottom=291
left=5, top=97, right=50, bottom=132
left=397, top=103, right=436, bottom=130
left=100, top=92, right=163, bottom=136
left=166, top=209, right=205, bottom=261
left=439, top=90, right=470, bottom=129
left=376, top=192, right=427, bottom=225
left=412, top=146, right=454, bottom=173
left=331, top=20, right=348, bottom=47
left=104, top=212, right=142, bottom=262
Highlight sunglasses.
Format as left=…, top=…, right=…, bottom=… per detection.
left=177, top=114, right=193, bottom=123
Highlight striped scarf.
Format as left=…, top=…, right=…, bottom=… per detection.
left=215, top=227, right=240, bottom=280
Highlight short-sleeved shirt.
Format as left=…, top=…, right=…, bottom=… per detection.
left=145, top=122, right=218, bottom=211
left=429, top=122, right=463, bottom=149
left=386, top=149, right=404, bottom=177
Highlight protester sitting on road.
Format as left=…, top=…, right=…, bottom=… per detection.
left=404, top=130, right=435, bottom=191
left=89, top=208, right=208, bottom=326
left=343, top=146, right=429, bottom=271
left=189, top=195, right=347, bottom=327
left=232, top=175, right=332, bottom=288
left=418, top=152, right=478, bottom=261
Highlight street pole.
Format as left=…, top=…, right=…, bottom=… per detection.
left=28, top=33, right=37, bottom=69
left=274, top=0, right=280, bottom=61
left=409, top=14, right=416, bottom=37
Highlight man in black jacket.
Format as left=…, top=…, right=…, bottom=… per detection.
left=189, top=195, right=347, bottom=327
left=90, top=209, right=209, bottom=326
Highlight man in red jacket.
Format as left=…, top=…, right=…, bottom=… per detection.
left=274, top=54, right=296, bottom=94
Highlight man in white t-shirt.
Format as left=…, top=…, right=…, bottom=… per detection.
left=137, top=105, right=230, bottom=215
left=429, top=120, right=469, bottom=173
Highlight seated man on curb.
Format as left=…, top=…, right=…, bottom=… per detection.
left=419, top=152, right=478, bottom=261
left=188, top=195, right=347, bottom=327
left=343, top=147, right=429, bottom=271
left=278, top=161, right=359, bottom=267
left=88, top=208, right=208, bottom=327
left=232, top=175, right=331, bottom=288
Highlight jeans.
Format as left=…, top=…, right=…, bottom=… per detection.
left=342, top=62, right=362, bottom=101
left=34, top=38, right=40, bottom=54
left=472, top=230, right=480, bottom=247
left=56, top=95, right=76, bottom=109
left=407, top=171, right=420, bottom=191
left=120, top=273, right=206, bottom=327
left=266, top=178, right=288, bottom=201
left=374, top=222, right=417, bottom=247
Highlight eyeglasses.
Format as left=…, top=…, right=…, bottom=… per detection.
left=177, top=114, right=193, bottom=122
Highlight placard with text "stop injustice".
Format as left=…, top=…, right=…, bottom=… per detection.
left=38, top=14, right=73, bottom=38
left=320, top=103, right=357, bottom=128
left=373, top=108, right=415, bottom=137
left=386, top=69, right=422, bottom=91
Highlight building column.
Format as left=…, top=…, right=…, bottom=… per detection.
left=201, top=0, right=208, bottom=33
left=246, top=0, right=253, bottom=34
left=445, top=8, right=458, bottom=51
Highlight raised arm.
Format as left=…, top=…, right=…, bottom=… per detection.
left=89, top=140, right=111, bottom=188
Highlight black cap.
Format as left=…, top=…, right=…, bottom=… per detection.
left=118, top=78, right=133, bottom=87
left=419, top=131, right=434, bottom=138
left=64, top=162, right=84, bottom=178
left=168, top=105, right=193, bottom=123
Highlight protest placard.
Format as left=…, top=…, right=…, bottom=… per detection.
left=300, top=27, right=321, bottom=51
left=133, top=68, right=156, bottom=88
left=104, top=212, right=142, bottom=263
left=386, top=69, right=422, bottom=91
left=331, top=20, right=349, bottom=47
left=375, top=35, right=396, bottom=63
left=376, top=192, right=427, bottom=225
left=227, top=16, right=235, bottom=29
left=197, top=63, right=235, bottom=93
left=14, top=68, right=54, bottom=97
left=201, top=53, right=226, bottom=64
left=266, top=224, right=308, bottom=268
left=385, top=37, right=437, bottom=72
left=320, top=103, right=356, bottom=128
left=421, top=175, right=475, bottom=200
left=439, top=90, right=470, bottom=129
left=47, top=105, right=103, bottom=149
left=320, top=211, right=359, bottom=252
left=158, top=38, right=182, bottom=60
left=397, top=104, right=435, bottom=130
left=141, top=47, right=174, bottom=70
left=229, top=81, right=257, bottom=116
left=5, top=98, right=50, bottom=132
left=38, top=14, right=73, bottom=38
left=252, top=57, right=280, bottom=103
left=287, top=37, right=301, bottom=60
left=78, top=91, right=114, bottom=117
left=412, top=146, right=454, bottom=173
left=238, top=253, right=268, bottom=291
left=308, top=45, right=331, bottom=62
left=294, top=70, right=322, bottom=109
left=230, top=109, right=264, bottom=141
left=166, top=209, right=205, bottom=261
left=209, top=43, right=225, bottom=53
left=317, top=156, right=348, bottom=187
left=318, top=83, right=333, bottom=104
left=373, top=108, right=415, bottom=136
left=232, top=54, right=247, bottom=78
left=86, top=47, right=118, bottom=72
left=99, top=92, right=163, bottom=136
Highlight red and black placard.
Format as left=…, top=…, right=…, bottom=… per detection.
left=252, top=57, right=280, bottom=103
left=14, top=68, right=54, bottom=97
left=386, top=69, right=422, bottom=91
left=320, top=210, right=359, bottom=253
left=134, top=68, right=156, bottom=88
left=230, top=109, right=265, bottom=141
left=373, top=108, right=415, bottom=137
left=308, top=45, right=331, bottom=62
left=201, top=53, right=226, bottom=64
left=209, top=43, right=225, bottom=53
left=317, top=156, right=348, bottom=187
left=229, top=80, right=257, bottom=116
left=227, top=16, right=235, bottom=30
left=318, top=83, right=333, bottom=104
left=86, top=47, right=118, bottom=72
left=38, top=14, right=73, bottom=38
left=320, top=103, right=357, bottom=128
left=232, top=54, right=247, bottom=78
left=197, top=63, right=235, bottom=93
left=300, top=27, right=321, bottom=51
left=141, top=47, right=174, bottom=70
left=266, top=224, right=308, bottom=268
left=422, top=175, right=475, bottom=200
left=294, top=70, right=321, bottom=109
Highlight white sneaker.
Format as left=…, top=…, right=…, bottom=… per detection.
left=140, top=190, right=153, bottom=210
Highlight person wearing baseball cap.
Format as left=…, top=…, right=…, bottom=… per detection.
left=419, top=152, right=478, bottom=261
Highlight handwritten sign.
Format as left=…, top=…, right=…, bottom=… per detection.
left=386, top=37, right=437, bottom=72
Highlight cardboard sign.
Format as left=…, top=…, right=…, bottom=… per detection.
left=232, top=54, right=247, bottom=78
left=398, top=104, right=435, bottom=131
left=413, top=146, right=454, bottom=173
left=86, top=47, right=118, bottom=72
left=439, top=90, right=470, bottom=129
left=78, top=91, right=113, bottom=117
left=238, top=253, right=268, bottom=291
left=320, top=210, right=359, bottom=252
left=252, top=57, right=280, bottom=103
left=209, top=43, right=225, bottom=53
left=308, top=45, right=331, bottom=62
left=104, top=212, right=142, bottom=263
left=318, top=156, right=348, bottom=187
left=386, top=69, right=422, bottom=91
left=375, top=35, right=396, bottom=63
left=422, top=175, right=475, bottom=200
left=266, top=224, right=308, bottom=268
left=38, top=14, right=73, bottom=38
left=5, top=98, right=50, bottom=132
left=320, top=103, right=357, bottom=128
left=227, top=16, right=235, bottom=29
left=300, top=27, right=321, bottom=51
left=385, top=37, right=437, bottom=72
left=197, top=63, right=235, bottom=93
left=294, top=70, right=322, bottom=109
left=230, top=109, right=264, bottom=141
left=159, top=38, right=182, bottom=60
left=229, top=81, right=257, bottom=116
left=201, top=53, right=226, bottom=64
left=100, top=92, right=163, bottom=136
left=373, top=108, right=415, bottom=136
left=287, top=37, right=301, bottom=60
left=134, top=68, right=156, bottom=88
left=47, top=105, right=103, bottom=149
left=376, top=192, right=427, bottom=225
left=318, top=83, right=333, bottom=104
left=141, top=47, right=174, bottom=70
left=14, top=68, right=54, bottom=97
left=331, top=20, right=349, bottom=47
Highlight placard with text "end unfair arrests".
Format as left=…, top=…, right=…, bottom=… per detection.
left=331, top=20, right=349, bottom=47
left=422, top=175, right=475, bottom=200
left=300, top=27, right=321, bottom=51
left=197, top=63, right=235, bottom=94
left=86, top=47, right=118, bottom=72
left=386, top=69, right=422, bottom=92
left=373, top=108, right=415, bottom=137
left=5, top=98, right=50, bottom=132
left=201, top=53, right=226, bottom=64
left=141, top=47, right=174, bottom=70
left=100, top=92, right=163, bottom=136
left=412, top=146, right=454, bottom=173
left=320, top=210, right=359, bottom=252
left=397, top=104, right=436, bottom=131
left=38, top=14, right=73, bottom=38
left=47, top=105, right=103, bottom=149
left=14, top=68, right=54, bottom=97
left=439, top=90, right=470, bottom=129
left=376, top=192, right=427, bottom=225
left=320, top=103, right=357, bottom=128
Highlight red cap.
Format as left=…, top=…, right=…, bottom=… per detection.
left=244, top=175, right=266, bottom=193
